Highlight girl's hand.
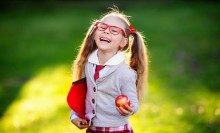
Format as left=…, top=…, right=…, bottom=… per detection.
left=116, top=103, right=134, bottom=116
left=71, top=117, right=89, bottom=129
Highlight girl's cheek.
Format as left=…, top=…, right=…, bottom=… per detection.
left=94, top=30, right=99, bottom=37
left=113, top=36, right=122, bottom=43
left=94, top=33, right=100, bottom=41
left=95, top=30, right=102, bottom=35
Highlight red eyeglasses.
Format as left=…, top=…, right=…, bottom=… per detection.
left=95, top=22, right=127, bottom=37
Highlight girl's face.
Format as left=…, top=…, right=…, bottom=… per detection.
left=94, top=16, right=128, bottom=54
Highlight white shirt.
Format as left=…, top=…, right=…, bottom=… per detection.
left=88, top=49, right=125, bottom=79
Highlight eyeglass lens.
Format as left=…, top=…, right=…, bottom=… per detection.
left=96, top=23, right=121, bottom=35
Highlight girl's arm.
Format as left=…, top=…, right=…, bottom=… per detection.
left=117, top=69, right=139, bottom=116
left=70, top=110, right=88, bottom=129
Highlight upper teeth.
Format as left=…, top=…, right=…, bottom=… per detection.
left=100, top=38, right=110, bottom=43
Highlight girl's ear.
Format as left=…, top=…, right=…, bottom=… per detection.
left=120, top=37, right=128, bottom=48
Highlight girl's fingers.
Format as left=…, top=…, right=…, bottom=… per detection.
left=78, top=119, right=89, bottom=128
left=116, top=107, right=123, bottom=114
left=116, top=103, right=134, bottom=116
left=78, top=123, right=89, bottom=129
left=116, top=107, right=127, bottom=116
left=125, top=104, right=134, bottom=112
left=72, top=118, right=89, bottom=129
left=79, top=119, right=88, bottom=125
left=119, top=107, right=131, bottom=115
left=116, top=106, right=133, bottom=116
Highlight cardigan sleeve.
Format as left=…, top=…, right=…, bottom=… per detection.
left=70, top=110, right=79, bottom=121
left=120, top=69, right=139, bottom=114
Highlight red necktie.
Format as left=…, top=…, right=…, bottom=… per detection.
left=94, top=65, right=105, bottom=81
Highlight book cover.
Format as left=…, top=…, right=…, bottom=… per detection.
left=67, top=78, right=87, bottom=119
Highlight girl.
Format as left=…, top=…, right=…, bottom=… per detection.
left=70, top=8, right=148, bottom=133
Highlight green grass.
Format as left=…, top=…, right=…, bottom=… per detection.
left=0, top=2, right=219, bottom=133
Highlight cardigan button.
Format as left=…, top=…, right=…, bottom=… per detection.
left=92, top=110, right=95, bottom=114
left=93, top=87, right=96, bottom=92
left=92, top=99, right=95, bottom=104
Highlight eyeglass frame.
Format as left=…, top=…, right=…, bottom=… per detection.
left=95, top=22, right=127, bottom=37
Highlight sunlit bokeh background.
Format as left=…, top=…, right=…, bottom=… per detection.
left=0, top=0, right=219, bottom=133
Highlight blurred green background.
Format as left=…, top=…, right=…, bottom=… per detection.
left=0, top=0, right=219, bottom=133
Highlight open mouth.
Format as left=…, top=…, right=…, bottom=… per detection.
left=100, top=37, right=111, bottom=43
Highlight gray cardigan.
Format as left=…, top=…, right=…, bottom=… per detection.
left=85, top=61, right=138, bottom=127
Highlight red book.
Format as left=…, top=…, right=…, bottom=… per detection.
left=67, top=78, right=87, bottom=119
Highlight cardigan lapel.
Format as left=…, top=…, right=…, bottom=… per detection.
left=96, top=62, right=124, bottom=84
left=86, top=62, right=96, bottom=87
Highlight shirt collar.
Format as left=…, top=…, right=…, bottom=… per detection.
left=88, top=49, right=125, bottom=66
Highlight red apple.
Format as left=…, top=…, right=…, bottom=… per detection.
left=115, top=95, right=130, bottom=109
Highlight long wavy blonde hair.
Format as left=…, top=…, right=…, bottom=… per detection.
left=72, top=9, right=148, bottom=102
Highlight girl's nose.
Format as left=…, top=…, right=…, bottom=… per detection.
left=103, top=27, right=110, bottom=34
